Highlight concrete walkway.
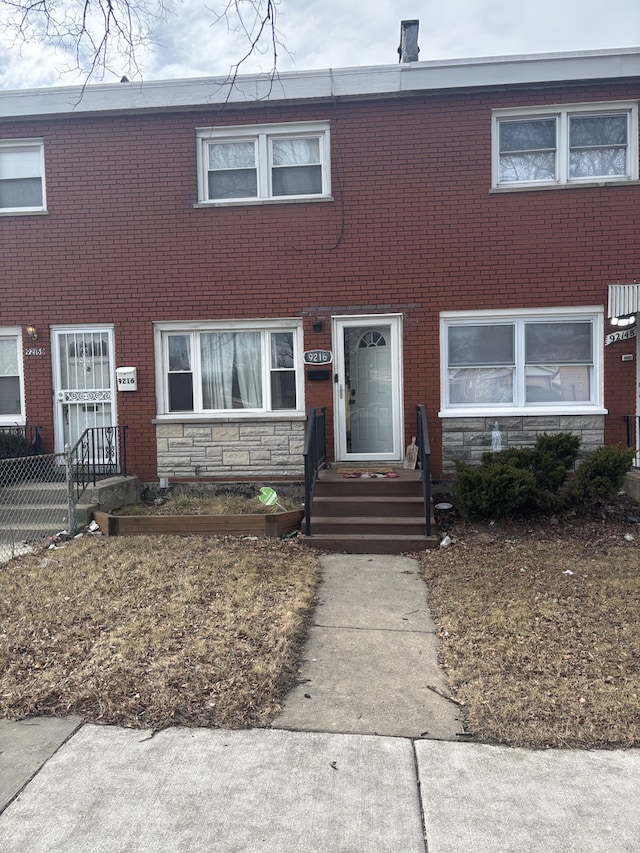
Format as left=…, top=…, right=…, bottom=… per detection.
left=0, top=553, right=639, bottom=852
left=273, top=554, right=464, bottom=738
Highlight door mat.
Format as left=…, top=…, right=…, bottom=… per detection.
left=341, top=468, right=398, bottom=478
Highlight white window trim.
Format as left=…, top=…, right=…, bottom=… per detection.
left=492, top=102, right=639, bottom=190
left=195, top=121, right=331, bottom=206
left=439, top=306, right=606, bottom=417
left=154, top=318, right=305, bottom=419
left=0, top=326, right=25, bottom=425
left=0, top=138, right=46, bottom=215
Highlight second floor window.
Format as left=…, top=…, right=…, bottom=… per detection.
left=493, top=102, right=638, bottom=189
left=196, top=122, right=330, bottom=204
left=0, top=139, right=45, bottom=213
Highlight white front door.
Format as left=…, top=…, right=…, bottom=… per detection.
left=333, top=315, right=403, bottom=461
left=52, top=327, right=117, bottom=455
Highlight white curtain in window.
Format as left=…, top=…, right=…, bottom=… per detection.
left=201, top=332, right=262, bottom=409
left=0, top=338, right=18, bottom=374
left=235, top=333, right=262, bottom=408
left=202, top=333, right=235, bottom=409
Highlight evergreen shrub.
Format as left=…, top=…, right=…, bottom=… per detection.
left=453, top=433, right=631, bottom=521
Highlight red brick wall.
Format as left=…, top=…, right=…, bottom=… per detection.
left=2, top=78, right=639, bottom=481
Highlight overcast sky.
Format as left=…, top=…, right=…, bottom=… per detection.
left=1, top=0, right=639, bottom=90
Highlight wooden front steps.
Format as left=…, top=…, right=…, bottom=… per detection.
left=303, top=467, right=439, bottom=554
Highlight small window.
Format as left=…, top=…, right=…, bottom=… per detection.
left=158, top=323, right=303, bottom=416
left=197, top=122, right=330, bottom=204
left=441, top=310, right=602, bottom=413
left=0, top=332, right=24, bottom=421
left=493, top=103, right=638, bottom=189
left=0, top=140, right=45, bottom=212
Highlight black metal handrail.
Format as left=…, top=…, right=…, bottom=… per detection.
left=68, top=425, right=128, bottom=498
left=303, top=407, right=327, bottom=536
left=416, top=404, right=432, bottom=536
left=0, top=424, right=42, bottom=459
left=623, top=415, right=640, bottom=467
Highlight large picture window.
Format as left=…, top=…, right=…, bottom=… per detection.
left=157, top=322, right=303, bottom=415
left=493, top=102, right=638, bottom=188
left=441, top=310, right=603, bottom=414
left=0, top=139, right=45, bottom=212
left=196, top=122, right=330, bottom=204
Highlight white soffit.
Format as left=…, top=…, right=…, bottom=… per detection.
left=1, top=47, right=640, bottom=120
left=608, top=284, right=640, bottom=318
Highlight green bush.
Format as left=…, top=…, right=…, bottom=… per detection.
left=453, top=433, right=632, bottom=521
left=568, top=444, right=635, bottom=504
left=453, top=462, right=536, bottom=520
left=533, top=432, right=581, bottom=469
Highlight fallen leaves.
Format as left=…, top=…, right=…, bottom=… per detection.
left=421, top=497, right=640, bottom=749
left=0, top=535, right=320, bottom=731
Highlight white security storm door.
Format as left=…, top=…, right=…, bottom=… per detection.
left=52, top=328, right=117, bottom=456
left=333, top=316, right=403, bottom=461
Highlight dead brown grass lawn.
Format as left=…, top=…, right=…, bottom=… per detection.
left=421, top=505, right=640, bottom=749
left=0, top=535, right=319, bottom=730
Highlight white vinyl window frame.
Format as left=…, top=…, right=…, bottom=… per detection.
left=154, top=319, right=305, bottom=419
left=439, top=307, right=605, bottom=417
left=195, top=121, right=331, bottom=205
left=492, top=102, right=638, bottom=190
left=0, top=327, right=25, bottom=424
left=0, top=138, right=46, bottom=214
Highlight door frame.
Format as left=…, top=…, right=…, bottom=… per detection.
left=51, top=324, right=118, bottom=455
left=332, top=314, right=404, bottom=462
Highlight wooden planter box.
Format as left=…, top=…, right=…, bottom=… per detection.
left=92, top=509, right=304, bottom=538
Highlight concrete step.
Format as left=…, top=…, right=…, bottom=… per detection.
left=301, top=533, right=439, bottom=554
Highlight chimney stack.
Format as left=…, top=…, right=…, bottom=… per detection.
left=398, top=20, right=420, bottom=63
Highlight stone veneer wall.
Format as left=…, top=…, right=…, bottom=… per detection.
left=440, top=415, right=605, bottom=477
left=156, top=419, right=306, bottom=480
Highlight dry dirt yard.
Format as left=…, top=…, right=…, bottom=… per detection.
left=421, top=495, right=640, bottom=749
left=0, top=535, right=320, bottom=730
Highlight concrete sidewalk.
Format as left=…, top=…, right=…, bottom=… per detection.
left=1, top=721, right=638, bottom=852
left=0, top=552, right=639, bottom=851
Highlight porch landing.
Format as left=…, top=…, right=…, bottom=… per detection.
left=302, top=466, right=439, bottom=554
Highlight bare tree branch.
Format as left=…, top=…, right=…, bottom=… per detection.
left=0, top=0, right=285, bottom=83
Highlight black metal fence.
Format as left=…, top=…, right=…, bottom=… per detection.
left=0, top=424, right=42, bottom=460
left=69, top=425, right=128, bottom=498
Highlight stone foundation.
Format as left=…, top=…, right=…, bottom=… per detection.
left=441, top=415, right=605, bottom=476
left=155, top=418, right=306, bottom=480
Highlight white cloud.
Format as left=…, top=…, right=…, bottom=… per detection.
left=0, top=0, right=639, bottom=90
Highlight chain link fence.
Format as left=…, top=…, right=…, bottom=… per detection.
left=0, top=452, right=75, bottom=564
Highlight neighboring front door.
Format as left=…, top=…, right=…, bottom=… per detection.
left=52, top=327, right=117, bottom=456
left=333, top=315, right=403, bottom=461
